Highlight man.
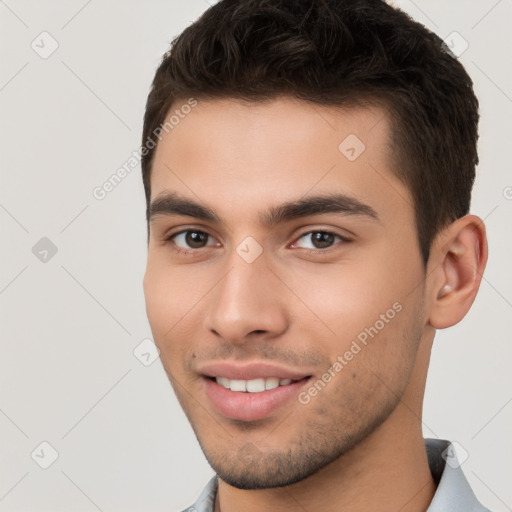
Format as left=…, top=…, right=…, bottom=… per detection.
left=141, top=0, right=490, bottom=510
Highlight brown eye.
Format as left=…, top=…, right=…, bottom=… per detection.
left=293, top=231, right=342, bottom=250
left=185, top=231, right=209, bottom=248
left=310, top=231, right=336, bottom=249
left=170, top=230, right=214, bottom=250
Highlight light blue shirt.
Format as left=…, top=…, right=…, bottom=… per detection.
left=182, top=439, right=491, bottom=511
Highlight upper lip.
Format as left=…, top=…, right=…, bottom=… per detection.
left=198, top=361, right=311, bottom=381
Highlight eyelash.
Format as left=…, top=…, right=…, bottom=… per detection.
left=164, top=229, right=351, bottom=256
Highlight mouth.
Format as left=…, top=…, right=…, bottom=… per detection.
left=211, top=376, right=305, bottom=393
left=199, top=363, right=312, bottom=422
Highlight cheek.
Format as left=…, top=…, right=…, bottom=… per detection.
left=304, top=301, right=422, bottom=424
left=283, top=260, right=423, bottom=379
left=143, top=259, right=190, bottom=353
left=282, top=263, right=407, bottom=338
left=143, top=257, right=221, bottom=367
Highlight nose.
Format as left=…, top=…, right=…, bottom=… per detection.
left=203, top=250, right=289, bottom=345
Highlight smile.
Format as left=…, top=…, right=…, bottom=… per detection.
left=203, top=375, right=311, bottom=422
left=214, top=376, right=299, bottom=393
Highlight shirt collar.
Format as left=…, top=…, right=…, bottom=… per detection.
left=424, top=438, right=490, bottom=511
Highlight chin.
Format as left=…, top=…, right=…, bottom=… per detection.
left=199, top=432, right=356, bottom=490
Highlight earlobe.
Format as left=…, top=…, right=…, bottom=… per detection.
left=428, top=215, right=488, bottom=329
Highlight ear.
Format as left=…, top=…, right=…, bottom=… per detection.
left=427, top=215, right=488, bottom=329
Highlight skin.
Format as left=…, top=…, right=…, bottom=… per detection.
left=143, top=97, right=487, bottom=512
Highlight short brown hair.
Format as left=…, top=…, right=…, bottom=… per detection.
left=141, top=0, right=479, bottom=264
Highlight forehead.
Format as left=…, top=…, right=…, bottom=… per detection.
left=149, top=97, right=411, bottom=224
left=152, top=96, right=390, bottom=169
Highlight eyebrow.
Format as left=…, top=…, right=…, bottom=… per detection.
left=148, top=191, right=378, bottom=227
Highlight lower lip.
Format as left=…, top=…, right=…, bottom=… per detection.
left=204, top=377, right=310, bottom=422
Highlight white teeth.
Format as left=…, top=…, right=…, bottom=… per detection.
left=229, top=379, right=247, bottom=392
left=246, top=378, right=265, bottom=393
left=215, top=376, right=298, bottom=393
left=217, top=377, right=230, bottom=389
left=265, top=377, right=280, bottom=390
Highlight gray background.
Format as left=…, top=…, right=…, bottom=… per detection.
left=1, top=1, right=511, bottom=510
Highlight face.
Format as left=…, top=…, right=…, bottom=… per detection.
left=144, top=97, right=428, bottom=489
